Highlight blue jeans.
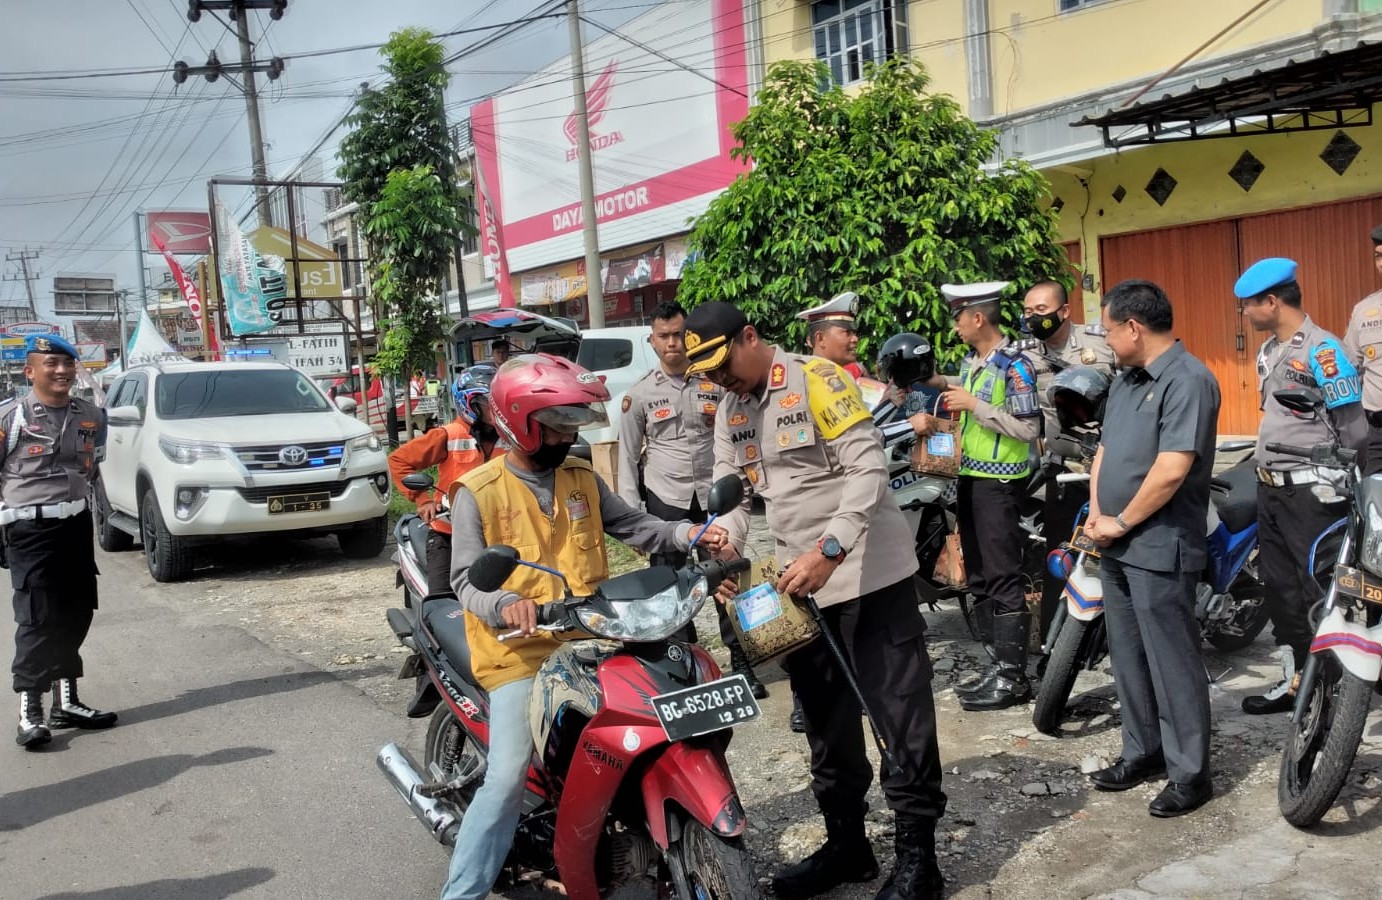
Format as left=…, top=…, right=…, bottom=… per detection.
left=440, top=678, right=535, bottom=900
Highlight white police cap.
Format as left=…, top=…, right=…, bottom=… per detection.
left=797, top=291, right=860, bottom=326
left=941, top=281, right=1011, bottom=311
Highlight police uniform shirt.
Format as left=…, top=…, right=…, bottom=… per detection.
left=616, top=368, right=722, bottom=509
left=947, top=338, right=1042, bottom=444
left=712, top=347, right=919, bottom=608
left=1342, top=289, right=1382, bottom=411
left=1256, top=316, right=1363, bottom=470
left=0, top=393, right=106, bottom=508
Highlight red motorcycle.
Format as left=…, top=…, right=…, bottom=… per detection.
left=377, top=477, right=762, bottom=900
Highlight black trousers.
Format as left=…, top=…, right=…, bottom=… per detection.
left=1366, top=423, right=1382, bottom=478
left=787, top=577, right=946, bottom=820
left=644, top=489, right=739, bottom=651
left=1257, top=482, right=1347, bottom=663
left=424, top=528, right=453, bottom=596
left=957, top=476, right=1028, bottom=617
left=10, top=511, right=99, bottom=692
left=1039, top=467, right=1089, bottom=639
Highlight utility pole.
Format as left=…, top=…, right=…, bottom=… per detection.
left=3, top=250, right=41, bottom=318
left=116, top=290, right=131, bottom=367
left=132, top=212, right=149, bottom=355
left=176, top=1, right=285, bottom=227
left=567, top=0, right=605, bottom=328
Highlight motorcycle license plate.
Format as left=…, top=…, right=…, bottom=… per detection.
left=1069, top=526, right=1101, bottom=558
left=1333, top=565, right=1382, bottom=605
left=651, top=674, right=762, bottom=742
left=267, top=491, right=330, bottom=514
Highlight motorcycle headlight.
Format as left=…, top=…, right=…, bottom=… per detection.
left=1360, top=503, right=1382, bottom=577
left=158, top=436, right=223, bottom=464
left=348, top=433, right=382, bottom=452
left=577, top=577, right=708, bottom=641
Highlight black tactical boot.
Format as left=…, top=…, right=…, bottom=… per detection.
left=729, top=645, right=768, bottom=700
left=874, top=814, right=944, bottom=900
left=16, top=689, right=50, bottom=748
left=789, top=691, right=807, bottom=733
left=959, top=613, right=1032, bottom=712
left=771, top=809, right=879, bottom=899
left=48, top=679, right=118, bottom=730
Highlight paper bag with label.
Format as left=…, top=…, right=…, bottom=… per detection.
left=910, top=400, right=960, bottom=478
left=726, top=554, right=821, bottom=667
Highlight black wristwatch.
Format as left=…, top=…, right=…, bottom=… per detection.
left=818, top=537, right=845, bottom=562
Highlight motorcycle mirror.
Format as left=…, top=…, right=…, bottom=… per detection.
left=1273, top=389, right=1323, bottom=417
left=401, top=473, right=435, bottom=492
left=706, top=475, right=745, bottom=517
left=469, top=545, right=521, bottom=592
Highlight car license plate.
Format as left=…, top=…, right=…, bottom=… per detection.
left=651, top=674, right=762, bottom=742
left=267, top=491, right=331, bottom=515
left=1333, top=565, right=1382, bottom=605
left=1069, top=526, right=1101, bottom=558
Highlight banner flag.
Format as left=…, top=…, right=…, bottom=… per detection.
left=215, top=202, right=285, bottom=335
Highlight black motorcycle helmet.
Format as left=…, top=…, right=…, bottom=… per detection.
left=1049, top=365, right=1112, bottom=434
left=876, top=333, right=936, bottom=388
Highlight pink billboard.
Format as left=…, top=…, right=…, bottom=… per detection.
left=470, top=0, right=750, bottom=278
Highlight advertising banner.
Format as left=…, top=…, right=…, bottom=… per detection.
left=146, top=210, right=214, bottom=254
left=469, top=0, right=749, bottom=274
left=216, top=203, right=285, bottom=336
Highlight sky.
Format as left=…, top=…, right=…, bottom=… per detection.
left=0, top=0, right=647, bottom=317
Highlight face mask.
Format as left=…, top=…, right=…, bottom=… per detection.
left=472, top=421, right=497, bottom=442
left=1024, top=313, right=1063, bottom=341
left=530, top=440, right=574, bottom=471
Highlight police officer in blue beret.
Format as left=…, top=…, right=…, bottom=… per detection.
left=1235, top=258, right=1366, bottom=714
left=6, top=333, right=115, bottom=748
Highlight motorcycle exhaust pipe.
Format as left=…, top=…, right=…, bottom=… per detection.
left=376, top=743, right=460, bottom=846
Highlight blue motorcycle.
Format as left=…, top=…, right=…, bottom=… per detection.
left=1032, top=443, right=1268, bottom=734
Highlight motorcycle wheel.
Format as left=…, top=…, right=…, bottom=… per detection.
left=672, top=820, right=760, bottom=900
left=424, top=706, right=483, bottom=817
left=1205, top=563, right=1269, bottom=652
left=1031, top=616, right=1092, bottom=736
left=1277, top=656, right=1373, bottom=828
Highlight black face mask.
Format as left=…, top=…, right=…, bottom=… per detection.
left=472, top=421, right=497, bottom=442
left=530, top=440, right=574, bottom=471
left=1024, top=313, right=1064, bottom=341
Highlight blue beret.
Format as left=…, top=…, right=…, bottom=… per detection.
left=25, top=333, right=78, bottom=359
left=1234, top=257, right=1298, bottom=299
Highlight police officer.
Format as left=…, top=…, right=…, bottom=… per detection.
left=914, top=282, right=1041, bottom=711
left=1236, top=258, right=1365, bottom=714
left=1342, top=224, right=1382, bottom=476
left=1019, top=280, right=1116, bottom=646
left=616, top=301, right=765, bottom=699
left=685, top=302, right=946, bottom=900
left=799, top=292, right=869, bottom=380
left=6, top=334, right=116, bottom=748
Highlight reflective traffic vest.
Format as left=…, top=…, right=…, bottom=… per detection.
left=959, top=353, right=1032, bottom=479
left=460, top=457, right=609, bottom=691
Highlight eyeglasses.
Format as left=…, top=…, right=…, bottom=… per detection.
left=1107, top=317, right=1137, bottom=334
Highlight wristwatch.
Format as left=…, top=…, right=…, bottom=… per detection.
left=818, top=537, right=845, bottom=562
left=1115, top=514, right=1131, bottom=532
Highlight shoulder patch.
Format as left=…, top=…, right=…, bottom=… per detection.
left=1309, top=337, right=1362, bottom=409
left=804, top=365, right=869, bottom=440
left=621, top=396, right=632, bottom=413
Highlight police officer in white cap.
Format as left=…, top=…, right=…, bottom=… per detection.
left=799, top=292, right=869, bottom=380
left=913, top=282, right=1041, bottom=711
left=5, top=333, right=116, bottom=748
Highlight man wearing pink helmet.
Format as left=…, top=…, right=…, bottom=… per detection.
left=440, top=353, right=727, bottom=900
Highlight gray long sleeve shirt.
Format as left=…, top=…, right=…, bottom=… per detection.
left=449, top=459, right=693, bottom=625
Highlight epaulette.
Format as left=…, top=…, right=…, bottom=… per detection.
left=1082, top=324, right=1108, bottom=337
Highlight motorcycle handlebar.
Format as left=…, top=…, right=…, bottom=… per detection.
left=1264, top=442, right=1359, bottom=470
left=1055, top=472, right=1091, bottom=483
left=1264, top=442, right=1313, bottom=459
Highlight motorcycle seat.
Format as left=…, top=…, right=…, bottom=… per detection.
left=1211, top=458, right=1258, bottom=535
left=424, top=599, right=484, bottom=690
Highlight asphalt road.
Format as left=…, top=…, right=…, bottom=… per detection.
left=0, top=543, right=449, bottom=899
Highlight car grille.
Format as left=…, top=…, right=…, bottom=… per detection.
left=236, top=481, right=353, bottom=504
left=234, top=441, right=346, bottom=473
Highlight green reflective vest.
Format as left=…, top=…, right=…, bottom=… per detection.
left=959, top=354, right=1033, bottom=479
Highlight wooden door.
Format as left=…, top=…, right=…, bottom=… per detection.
left=1060, top=240, right=1085, bottom=323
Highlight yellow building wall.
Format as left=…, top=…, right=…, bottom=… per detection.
left=1046, top=123, right=1382, bottom=318
left=991, top=0, right=1324, bottom=115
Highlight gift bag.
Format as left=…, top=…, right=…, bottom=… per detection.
left=910, top=399, right=960, bottom=478
left=932, top=528, right=966, bottom=588
left=726, top=555, right=821, bottom=667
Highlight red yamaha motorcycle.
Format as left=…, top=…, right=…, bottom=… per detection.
left=377, top=476, right=762, bottom=900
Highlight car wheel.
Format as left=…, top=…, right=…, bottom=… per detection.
left=339, top=514, right=387, bottom=559
left=93, top=479, right=133, bottom=552
left=141, top=488, right=193, bottom=582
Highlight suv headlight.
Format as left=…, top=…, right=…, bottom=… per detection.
left=348, top=433, right=382, bottom=452
left=158, top=436, right=224, bottom=464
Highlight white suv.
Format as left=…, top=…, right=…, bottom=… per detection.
left=94, top=359, right=392, bottom=582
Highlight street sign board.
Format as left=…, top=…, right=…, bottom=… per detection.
left=76, top=341, right=107, bottom=369
left=0, top=322, right=61, bottom=337
left=1, top=337, right=25, bottom=363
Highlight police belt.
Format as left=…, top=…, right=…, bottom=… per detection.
left=1256, top=467, right=1325, bottom=488
left=0, top=499, right=87, bottom=525
left=1367, top=409, right=1382, bottom=429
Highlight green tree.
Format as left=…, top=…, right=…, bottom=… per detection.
left=337, top=28, right=472, bottom=430
left=679, top=59, right=1069, bottom=367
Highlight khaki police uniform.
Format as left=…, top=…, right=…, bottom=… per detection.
left=1342, top=289, right=1382, bottom=475
left=1018, top=325, right=1115, bottom=453
left=2, top=392, right=106, bottom=693
left=711, top=346, right=945, bottom=824
left=1255, top=316, right=1365, bottom=666
left=616, top=368, right=721, bottom=511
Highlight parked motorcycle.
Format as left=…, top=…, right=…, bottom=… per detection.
left=393, top=476, right=444, bottom=610
left=1267, top=390, right=1377, bottom=828
left=1032, top=441, right=1268, bottom=734
left=377, top=474, right=763, bottom=899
